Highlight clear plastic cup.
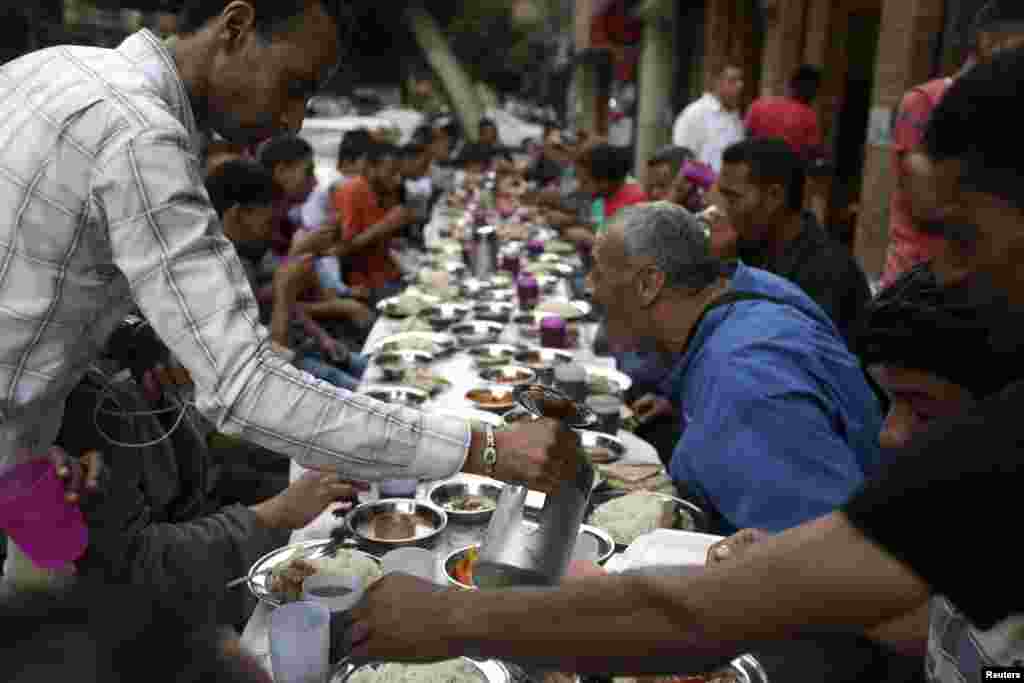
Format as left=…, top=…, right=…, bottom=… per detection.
left=269, top=602, right=331, bottom=683
left=0, top=459, right=88, bottom=570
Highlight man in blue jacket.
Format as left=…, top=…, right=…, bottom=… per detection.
left=590, top=202, right=882, bottom=533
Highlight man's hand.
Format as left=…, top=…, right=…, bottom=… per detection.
left=349, top=573, right=463, bottom=662
left=706, top=528, right=770, bottom=566
left=563, top=226, right=595, bottom=247
left=273, top=255, right=317, bottom=300
left=546, top=211, right=576, bottom=229
left=48, top=446, right=103, bottom=505
left=631, top=394, right=676, bottom=424
left=490, top=418, right=583, bottom=494
left=250, top=470, right=366, bottom=531
left=349, top=285, right=372, bottom=302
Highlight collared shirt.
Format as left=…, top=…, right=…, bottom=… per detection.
left=661, top=264, right=882, bottom=534
left=738, top=212, right=872, bottom=345
left=672, top=93, right=746, bottom=173
left=0, top=30, right=470, bottom=479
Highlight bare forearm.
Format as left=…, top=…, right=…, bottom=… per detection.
left=270, top=289, right=295, bottom=348
left=350, top=207, right=410, bottom=251
left=866, top=603, right=929, bottom=657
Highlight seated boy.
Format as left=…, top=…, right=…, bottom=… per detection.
left=206, top=159, right=368, bottom=390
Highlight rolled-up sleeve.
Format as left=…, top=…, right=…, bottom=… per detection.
left=90, top=127, right=469, bottom=481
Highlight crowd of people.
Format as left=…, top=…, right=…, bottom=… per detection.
left=1, top=0, right=1023, bottom=682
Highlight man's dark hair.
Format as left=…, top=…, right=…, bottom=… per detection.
left=411, top=124, right=435, bottom=146
left=363, top=141, right=398, bottom=165
left=257, top=134, right=313, bottom=171
left=454, top=142, right=494, bottom=167
left=923, top=45, right=1024, bottom=212
left=789, top=65, right=823, bottom=104
left=401, top=142, right=427, bottom=159
left=178, top=0, right=343, bottom=38
left=205, top=159, right=276, bottom=216
left=722, top=138, right=806, bottom=212
left=648, top=145, right=696, bottom=176
left=337, top=128, right=373, bottom=165
left=579, top=143, right=632, bottom=184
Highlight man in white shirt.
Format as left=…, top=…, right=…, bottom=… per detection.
left=0, top=0, right=578, bottom=583
left=672, top=64, right=747, bottom=173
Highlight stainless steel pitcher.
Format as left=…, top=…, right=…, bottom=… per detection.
left=470, top=225, right=498, bottom=280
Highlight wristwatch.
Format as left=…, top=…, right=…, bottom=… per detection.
left=482, top=424, right=498, bottom=477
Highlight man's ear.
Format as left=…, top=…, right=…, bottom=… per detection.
left=636, top=266, right=665, bottom=307
left=219, top=1, right=259, bottom=52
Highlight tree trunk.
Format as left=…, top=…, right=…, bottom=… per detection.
left=404, top=3, right=484, bottom=143
left=634, top=0, right=677, bottom=183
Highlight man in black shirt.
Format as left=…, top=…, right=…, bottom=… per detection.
left=718, top=138, right=871, bottom=344
left=339, top=46, right=1024, bottom=673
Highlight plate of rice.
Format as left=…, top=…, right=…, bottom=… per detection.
left=334, top=658, right=509, bottom=683
left=588, top=492, right=704, bottom=547
left=248, top=540, right=383, bottom=606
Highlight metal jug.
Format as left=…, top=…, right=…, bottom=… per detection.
left=470, top=225, right=498, bottom=280
left=474, top=386, right=597, bottom=588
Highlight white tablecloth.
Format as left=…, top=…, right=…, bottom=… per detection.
left=240, top=206, right=661, bottom=672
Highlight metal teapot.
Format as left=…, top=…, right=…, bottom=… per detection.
left=469, top=225, right=498, bottom=279
left=474, top=386, right=597, bottom=588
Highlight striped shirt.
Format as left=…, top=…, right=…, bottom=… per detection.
left=0, top=30, right=469, bottom=480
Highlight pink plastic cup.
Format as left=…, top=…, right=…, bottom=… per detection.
left=0, top=459, right=88, bottom=569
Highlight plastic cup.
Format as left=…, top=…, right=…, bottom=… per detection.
left=302, top=574, right=366, bottom=665
left=517, top=274, right=540, bottom=311
left=269, top=602, right=331, bottom=683
left=379, top=479, right=418, bottom=498
left=0, top=459, right=88, bottom=570
left=540, top=316, right=568, bottom=349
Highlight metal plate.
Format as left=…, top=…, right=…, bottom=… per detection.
left=367, top=332, right=457, bottom=356
left=473, top=302, right=515, bottom=321
left=371, top=351, right=434, bottom=381
left=587, top=491, right=710, bottom=546
left=346, top=499, right=448, bottom=549
left=513, top=348, right=574, bottom=370
left=582, top=364, right=633, bottom=394
left=545, top=240, right=576, bottom=255
left=376, top=293, right=441, bottom=319
left=476, top=288, right=516, bottom=302
left=333, top=658, right=509, bottom=683
left=247, top=539, right=381, bottom=607
left=467, top=344, right=522, bottom=368
left=479, top=365, right=537, bottom=386
left=465, top=386, right=517, bottom=412
left=512, top=384, right=597, bottom=428
left=359, top=385, right=430, bottom=408
left=524, top=261, right=574, bottom=277
left=451, top=321, right=505, bottom=345
left=428, top=479, right=504, bottom=524
left=535, top=299, right=592, bottom=321
left=577, top=430, right=626, bottom=465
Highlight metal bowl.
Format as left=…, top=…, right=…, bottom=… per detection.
left=451, top=321, right=505, bottom=345
left=359, top=385, right=430, bottom=408
left=512, top=384, right=598, bottom=428
left=577, top=430, right=626, bottom=465
left=479, top=365, right=537, bottom=386
left=345, top=499, right=447, bottom=550
left=422, top=303, right=471, bottom=320
left=465, top=386, right=517, bottom=412
left=513, top=348, right=574, bottom=371
left=371, top=351, right=433, bottom=381
left=477, top=288, right=516, bottom=302
left=367, top=332, right=457, bottom=356
left=473, top=301, right=515, bottom=321
left=467, top=344, right=521, bottom=369
left=536, top=274, right=560, bottom=292
left=444, top=545, right=480, bottom=590
left=428, top=479, right=504, bottom=524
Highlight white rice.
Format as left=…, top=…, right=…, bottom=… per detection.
left=590, top=493, right=676, bottom=546
left=310, top=550, right=383, bottom=587
left=348, top=660, right=485, bottom=683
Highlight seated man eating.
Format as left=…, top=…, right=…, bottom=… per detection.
left=590, top=202, right=882, bottom=534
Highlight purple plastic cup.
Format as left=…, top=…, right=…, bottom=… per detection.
left=526, top=240, right=545, bottom=258
left=0, top=459, right=88, bottom=569
left=517, top=274, right=540, bottom=310
left=681, top=160, right=718, bottom=192
left=540, top=315, right=568, bottom=349
left=501, top=250, right=522, bottom=278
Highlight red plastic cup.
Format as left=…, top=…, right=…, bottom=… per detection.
left=0, top=459, right=88, bottom=569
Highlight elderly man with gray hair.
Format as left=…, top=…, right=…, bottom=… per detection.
left=596, top=202, right=883, bottom=534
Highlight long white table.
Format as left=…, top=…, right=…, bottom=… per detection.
left=240, top=208, right=661, bottom=674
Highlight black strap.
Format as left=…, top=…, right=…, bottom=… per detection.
left=682, top=291, right=794, bottom=353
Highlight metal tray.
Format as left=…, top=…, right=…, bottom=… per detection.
left=451, top=321, right=505, bottom=345
left=367, top=332, right=457, bottom=356
left=345, top=499, right=447, bottom=550
left=333, top=658, right=509, bottom=683
left=586, top=490, right=710, bottom=547
left=359, top=385, right=430, bottom=408
left=246, top=539, right=381, bottom=607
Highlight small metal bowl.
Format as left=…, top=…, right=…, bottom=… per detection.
left=345, top=499, right=448, bottom=550
left=473, top=302, right=515, bottom=321
left=360, top=385, right=430, bottom=408
left=371, top=351, right=433, bottom=382
left=451, top=321, right=505, bottom=345
left=577, top=430, right=626, bottom=465
left=513, top=348, right=574, bottom=371
left=444, top=545, right=480, bottom=590
left=465, top=386, right=517, bottom=412
left=428, top=479, right=504, bottom=524
left=468, top=344, right=521, bottom=369
left=479, top=365, right=537, bottom=386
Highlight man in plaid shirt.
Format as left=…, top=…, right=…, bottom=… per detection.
left=0, top=0, right=578, bottom=584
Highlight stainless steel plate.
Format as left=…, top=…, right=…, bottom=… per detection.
left=479, top=365, right=537, bottom=386
left=247, top=539, right=381, bottom=607
left=371, top=351, right=433, bottom=381
left=346, top=499, right=447, bottom=549
left=333, top=658, right=509, bottom=683
left=359, top=385, right=430, bottom=408
left=513, top=348, right=574, bottom=370
left=467, top=344, right=521, bottom=368
left=451, top=321, right=505, bottom=345
left=465, top=386, right=517, bottom=412
left=473, top=302, right=515, bottom=321
left=428, top=479, right=504, bottom=524
left=367, top=332, right=457, bottom=356
left=582, top=364, right=633, bottom=394
left=577, top=430, right=626, bottom=465
left=588, top=491, right=709, bottom=544
left=535, top=299, right=592, bottom=321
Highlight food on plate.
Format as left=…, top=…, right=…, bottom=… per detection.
left=523, top=387, right=577, bottom=421
left=452, top=547, right=479, bottom=587
left=401, top=368, right=452, bottom=395
left=369, top=512, right=418, bottom=541
left=401, top=317, right=436, bottom=334
left=599, top=463, right=675, bottom=494
left=586, top=374, right=622, bottom=395
left=268, top=550, right=382, bottom=602
left=380, top=337, right=440, bottom=353
left=584, top=446, right=616, bottom=464
left=537, top=300, right=582, bottom=318
left=545, top=239, right=575, bottom=254
left=590, top=492, right=693, bottom=546
left=496, top=223, right=530, bottom=241
left=466, top=388, right=515, bottom=408
left=347, top=659, right=486, bottom=683
left=492, top=369, right=532, bottom=384
left=443, top=495, right=497, bottom=514
left=503, top=410, right=537, bottom=424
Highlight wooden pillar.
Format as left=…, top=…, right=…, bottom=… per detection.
left=854, top=0, right=946, bottom=281
left=574, top=0, right=598, bottom=134
left=635, top=0, right=677, bottom=181
left=760, top=0, right=808, bottom=97
left=802, top=0, right=832, bottom=225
